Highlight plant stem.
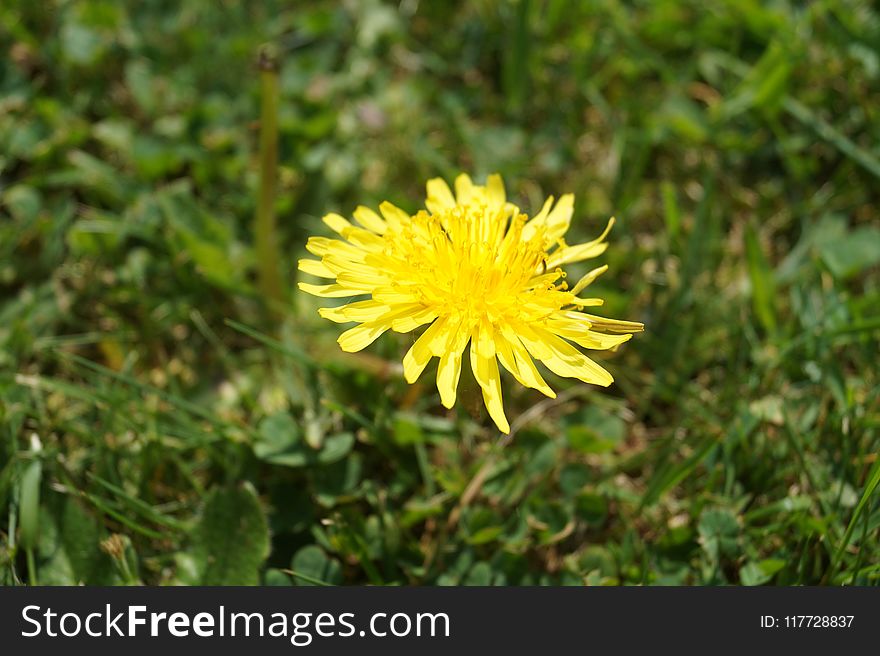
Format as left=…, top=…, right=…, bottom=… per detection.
left=26, top=548, right=37, bottom=586
left=255, top=44, right=285, bottom=319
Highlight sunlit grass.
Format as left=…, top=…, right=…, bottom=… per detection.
left=1, top=0, right=878, bottom=586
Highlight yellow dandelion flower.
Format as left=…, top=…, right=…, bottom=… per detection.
left=298, top=173, right=644, bottom=434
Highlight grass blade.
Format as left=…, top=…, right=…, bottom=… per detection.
left=829, top=457, right=880, bottom=580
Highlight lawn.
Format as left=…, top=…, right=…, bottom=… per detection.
left=1, top=0, right=878, bottom=586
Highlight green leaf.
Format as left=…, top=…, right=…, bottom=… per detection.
left=744, top=222, right=777, bottom=333
left=58, top=498, right=117, bottom=585
left=254, top=412, right=353, bottom=468
left=575, top=491, right=608, bottom=525
left=3, top=185, right=42, bottom=223
left=740, top=559, right=786, bottom=586
left=525, top=440, right=559, bottom=475
left=641, top=435, right=718, bottom=508
left=566, top=406, right=625, bottom=454
left=254, top=412, right=302, bottom=464
left=501, top=0, right=531, bottom=116
left=314, top=454, right=363, bottom=507
left=18, top=439, right=42, bottom=551
left=653, top=95, right=708, bottom=143
left=60, top=21, right=103, bottom=65
left=698, top=508, right=741, bottom=562
left=463, top=562, right=493, bottom=586
left=558, top=464, right=591, bottom=497
left=566, top=427, right=617, bottom=454
left=465, top=525, right=504, bottom=546
left=819, top=226, right=880, bottom=280
left=318, top=433, right=355, bottom=464
left=290, top=545, right=342, bottom=586
left=831, top=457, right=880, bottom=577
left=264, top=568, right=293, bottom=586
left=785, top=98, right=880, bottom=180
left=124, top=59, right=158, bottom=115
left=36, top=511, right=74, bottom=585
left=194, top=484, right=270, bottom=585
left=717, top=40, right=792, bottom=120
left=661, top=181, right=681, bottom=241
left=392, top=415, right=423, bottom=446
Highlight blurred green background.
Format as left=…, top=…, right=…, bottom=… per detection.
left=1, top=0, right=878, bottom=586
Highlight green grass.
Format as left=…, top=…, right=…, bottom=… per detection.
left=1, top=0, right=878, bottom=586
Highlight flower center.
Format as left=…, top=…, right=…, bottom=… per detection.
left=373, top=204, right=570, bottom=329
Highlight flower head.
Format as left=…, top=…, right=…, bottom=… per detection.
left=298, top=173, right=643, bottom=433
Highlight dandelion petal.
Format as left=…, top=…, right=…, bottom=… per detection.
left=338, top=322, right=389, bottom=352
